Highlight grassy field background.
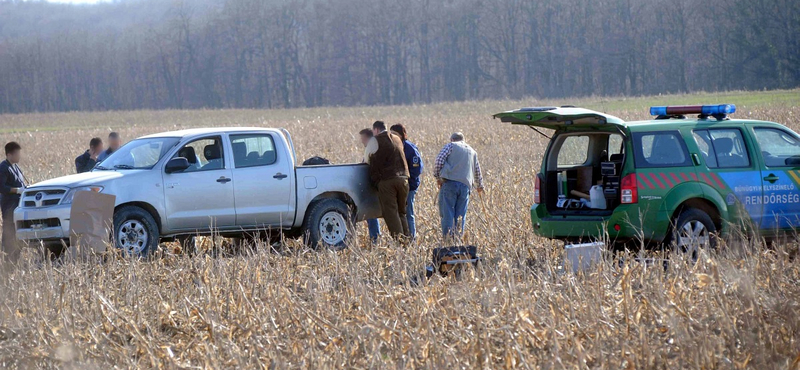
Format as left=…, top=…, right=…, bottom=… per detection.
left=0, top=90, right=799, bottom=368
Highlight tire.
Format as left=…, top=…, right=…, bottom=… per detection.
left=667, top=208, right=717, bottom=260
left=302, top=198, right=354, bottom=250
left=113, top=206, right=160, bottom=257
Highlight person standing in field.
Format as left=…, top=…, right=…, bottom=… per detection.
left=0, top=142, right=25, bottom=263
left=97, top=132, right=122, bottom=163
left=434, top=132, right=484, bottom=237
left=364, top=121, right=410, bottom=239
left=359, top=128, right=381, bottom=243
left=75, top=137, right=104, bottom=173
left=390, top=124, right=423, bottom=240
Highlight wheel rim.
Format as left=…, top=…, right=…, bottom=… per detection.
left=674, top=220, right=709, bottom=258
left=319, top=211, right=347, bottom=246
left=118, top=220, right=149, bottom=255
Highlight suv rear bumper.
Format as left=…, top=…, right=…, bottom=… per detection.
left=14, top=205, right=71, bottom=243
left=530, top=203, right=666, bottom=243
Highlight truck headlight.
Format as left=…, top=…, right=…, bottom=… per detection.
left=61, top=186, right=104, bottom=204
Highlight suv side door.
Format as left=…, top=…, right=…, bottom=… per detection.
left=749, top=125, right=800, bottom=231
left=229, top=133, right=294, bottom=227
left=163, top=135, right=237, bottom=231
left=691, top=127, right=760, bottom=231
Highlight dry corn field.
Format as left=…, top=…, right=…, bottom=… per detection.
left=1, top=90, right=800, bottom=369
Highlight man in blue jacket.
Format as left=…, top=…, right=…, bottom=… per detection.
left=390, top=124, right=423, bottom=239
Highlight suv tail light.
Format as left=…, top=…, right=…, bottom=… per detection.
left=534, top=174, right=542, bottom=204
left=621, top=173, right=638, bottom=204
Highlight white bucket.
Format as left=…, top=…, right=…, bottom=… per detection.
left=589, top=185, right=606, bottom=209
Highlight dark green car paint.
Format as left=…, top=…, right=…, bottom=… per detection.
left=494, top=107, right=800, bottom=243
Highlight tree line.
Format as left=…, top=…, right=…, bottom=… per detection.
left=0, top=0, right=797, bottom=113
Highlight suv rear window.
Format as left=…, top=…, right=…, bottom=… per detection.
left=632, top=131, right=691, bottom=168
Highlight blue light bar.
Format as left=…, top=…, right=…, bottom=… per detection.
left=650, top=106, right=668, bottom=116
left=649, top=104, right=736, bottom=116
left=702, top=104, right=736, bottom=115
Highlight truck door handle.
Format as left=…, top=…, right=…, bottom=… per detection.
left=216, top=176, right=232, bottom=184
left=273, top=173, right=288, bottom=179
left=763, top=174, right=780, bottom=183
left=691, top=153, right=701, bottom=166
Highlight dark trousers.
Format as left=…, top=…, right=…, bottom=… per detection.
left=377, top=177, right=410, bottom=239
left=1, top=205, right=20, bottom=264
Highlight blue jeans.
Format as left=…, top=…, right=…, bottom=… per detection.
left=438, top=180, right=471, bottom=237
left=367, top=218, right=380, bottom=243
left=406, top=189, right=417, bottom=239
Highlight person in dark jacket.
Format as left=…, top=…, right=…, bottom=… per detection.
left=390, top=124, right=423, bottom=240
left=1, top=142, right=25, bottom=263
left=75, top=137, right=103, bottom=173
left=97, top=132, right=122, bottom=163
left=364, top=121, right=410, bottom=239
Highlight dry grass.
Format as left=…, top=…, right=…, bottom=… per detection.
left=1, top=90, right=800, bottom=368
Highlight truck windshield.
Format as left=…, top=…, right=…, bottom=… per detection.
left=95, top=137, right=180, bottom=170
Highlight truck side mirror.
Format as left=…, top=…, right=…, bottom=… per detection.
left=785, top=156, right=800, bottom=166
left=165, top=157, right=191, bottom=173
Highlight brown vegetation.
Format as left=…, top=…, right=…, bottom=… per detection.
left=0, top=90, right=799, bottom=368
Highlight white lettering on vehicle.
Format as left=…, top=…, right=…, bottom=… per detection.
left=735, top=183, right=797, bottom=193
left=744, top=193, right=800, bottom=205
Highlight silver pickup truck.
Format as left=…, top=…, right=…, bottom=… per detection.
left=14, top=127, right=381, bottom=255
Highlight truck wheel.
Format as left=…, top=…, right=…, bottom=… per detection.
left=668, top=208, right=717, bottom=260
left=303, top=198, right=354, bottom=250
left=113, top=206, right=160, bottom=257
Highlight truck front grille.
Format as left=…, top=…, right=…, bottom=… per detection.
left=21, top=189, right=67, bottom=208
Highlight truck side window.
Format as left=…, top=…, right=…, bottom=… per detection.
left=692, top=130, right=718, bottom=167
left=693, top=129, right=750, bottom=168
left=556, top=135, right=589, bottom=167
left=632, top=131, right=691, bottom=167
left=608, top=134, right=623, bottom=158
left=173, top=137, right=225, bottom=173
left=708, top=129, right=750, bottom=168
left=754, top=127, right=800, bottom=167
left=229, top=134, right=277, bottom=168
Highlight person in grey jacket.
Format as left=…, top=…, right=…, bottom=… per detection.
left=433, top=132, right=484, bottom=237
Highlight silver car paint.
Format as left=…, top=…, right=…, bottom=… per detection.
left=15, top=127, right=381, bottom=243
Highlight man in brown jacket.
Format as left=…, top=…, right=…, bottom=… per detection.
left=364, top=121, right=410, bottom=239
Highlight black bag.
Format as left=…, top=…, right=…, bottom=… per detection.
left=426, top=246, right=481, bottom=278
left=302, top=156, right=331, bottom=166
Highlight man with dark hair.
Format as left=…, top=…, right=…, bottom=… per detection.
left=1, top=142, right=25, bottom=263
left=390, top=123, right=423, bottom=239
left=364, top=121, right=410, bottom=239
left=75, top=137, right=103, bottom=173
left=97, top=132, right=122, bottom=163
left=359, top=128, right=381, bottom=243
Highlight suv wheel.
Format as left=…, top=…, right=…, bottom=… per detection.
left=113, top=206, right=160, bottom=257
left=669, top=208, right=717, bottom=260
left=303, top=198, right=354, bottom=250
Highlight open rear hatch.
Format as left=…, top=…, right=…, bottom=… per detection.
left=492, top=106, right=625, bottom=130
left=494, top=106, right=628, bottom=217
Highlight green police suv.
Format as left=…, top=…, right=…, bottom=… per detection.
left=493, top=104, right=800, bottom=251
